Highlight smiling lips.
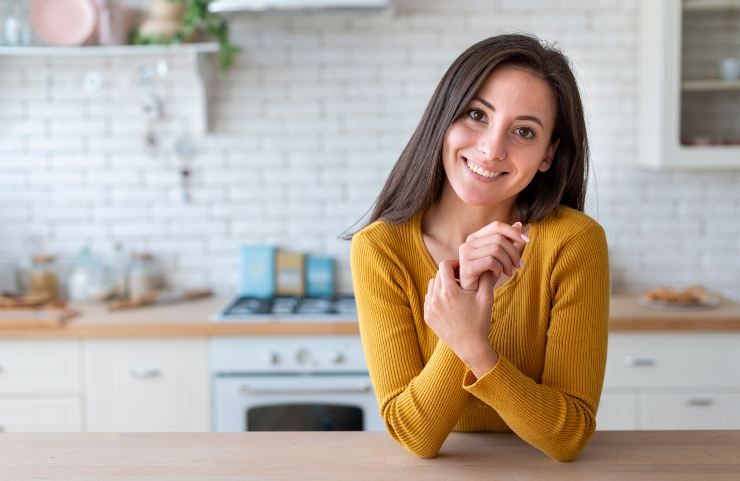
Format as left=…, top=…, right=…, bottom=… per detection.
left=464, top=157, right=508, bottom=179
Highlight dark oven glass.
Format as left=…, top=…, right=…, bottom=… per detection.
left=247, top=404, right=363, bottom=431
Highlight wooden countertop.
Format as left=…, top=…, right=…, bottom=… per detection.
left=1, top=295, right=740, bottom=339
left=0, top=431, right=738, bottom=480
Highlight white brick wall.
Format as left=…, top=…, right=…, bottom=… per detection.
left=1, top=0, right=740, bottom=300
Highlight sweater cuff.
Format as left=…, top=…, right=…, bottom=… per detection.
left=462, top=354, right=527, bottom=411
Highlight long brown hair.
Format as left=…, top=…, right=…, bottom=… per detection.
left=344, top=33, right=589, bottom=239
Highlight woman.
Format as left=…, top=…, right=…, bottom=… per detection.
left=348, top=34, right=609, bottom=462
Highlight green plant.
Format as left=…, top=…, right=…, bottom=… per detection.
left=133, top=0, right=239, bottom=70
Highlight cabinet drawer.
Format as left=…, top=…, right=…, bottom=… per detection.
left=84, top=339, right=209, bottom=432
left=0, top=398, right=82, bottom=432
left=639, top=391, right=740, bottom=430
left=604, top=333, right=740, bottom=388
left=0, top=341, right=81, bottom=394
left=596, top=391, right=638, bottom=431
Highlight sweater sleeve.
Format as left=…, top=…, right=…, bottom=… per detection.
left=461, top=222, right=610, bottom=462
left=350, top=229, right=470, bottom=458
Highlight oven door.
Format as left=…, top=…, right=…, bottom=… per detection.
left=213, top=374, right=385, bottom=432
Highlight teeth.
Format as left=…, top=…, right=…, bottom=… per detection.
left=466, top=158, right=505, bottom=178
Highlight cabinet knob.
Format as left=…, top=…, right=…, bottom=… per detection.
left=129, top=368, right=162, bottom=379
left=686, top=398, right=714, bottom=407
left=622, top=356, right=655, bottom=367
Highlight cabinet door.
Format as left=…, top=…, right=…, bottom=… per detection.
left=84, top=339, right=209, bottom=432
left=0, top=340, right=81, bottom=394
left=0, top=398, right=82, bottom=432
left=596, top=391, right=638, bottom=431
left=640, top=391, right=740, bottom=430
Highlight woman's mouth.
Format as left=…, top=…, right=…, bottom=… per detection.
left=463, top=157, right=508, bottom=180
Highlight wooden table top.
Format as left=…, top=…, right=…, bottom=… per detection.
left=0, top=431, right=738, bottom=480
left=1, top=294, right=740, bottom=338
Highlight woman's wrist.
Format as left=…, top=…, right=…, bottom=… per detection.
left=460, top=344, right=499, bottom=380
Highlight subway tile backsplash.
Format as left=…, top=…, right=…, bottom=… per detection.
left=1, top=0, right=739, bottom=298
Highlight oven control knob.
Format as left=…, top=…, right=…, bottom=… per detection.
left=328, top=351, right=345, bottom=364
left=266, top=351, right=280, bottom=366
left=295, top=349, right=310, bottom=364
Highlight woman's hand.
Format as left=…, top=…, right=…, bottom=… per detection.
left=458, top=221, right=529, bottom=291
left=424, top=260, right=499, bottom=377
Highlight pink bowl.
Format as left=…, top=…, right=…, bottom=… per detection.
left=31, top=0, right=97, bottom=46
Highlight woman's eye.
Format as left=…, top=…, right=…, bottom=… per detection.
left=467, top=109, right=485, bottom=122
left=515, top=127, right=535, bottom=139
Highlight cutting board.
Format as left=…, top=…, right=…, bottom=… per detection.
left=0, top=306, right=77, bottom=329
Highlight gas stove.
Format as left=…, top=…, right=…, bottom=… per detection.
left=210, top=295, right=357, bottom=323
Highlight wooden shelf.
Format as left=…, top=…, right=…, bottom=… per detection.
left=682, top=79, right=740, bottom=91
left=0, top=43, right=219, bottom=57
left=683, top=0, right=740, bottom=12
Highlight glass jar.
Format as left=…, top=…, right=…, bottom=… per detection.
left=67, top=247, right=112, bottom=303
left=128, top=252, right=158, bottom=300
left=29, top=254, right=59, bottom=301
left=2, top=0, right=32, bottom=47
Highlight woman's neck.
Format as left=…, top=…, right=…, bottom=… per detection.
left=422, top=183, right=519, bottom=252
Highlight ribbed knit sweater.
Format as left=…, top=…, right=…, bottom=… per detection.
left=350, top=206, right=610, bottom=461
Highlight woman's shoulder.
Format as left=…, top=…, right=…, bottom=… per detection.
left=535, top=206, right=606, bottom=245
left=351, top=214, right=419, bottom=256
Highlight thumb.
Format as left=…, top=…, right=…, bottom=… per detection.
left=477, top=271, right=495, bottom=300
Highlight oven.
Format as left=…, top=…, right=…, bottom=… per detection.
left=210, top=335, right=384, bottom=432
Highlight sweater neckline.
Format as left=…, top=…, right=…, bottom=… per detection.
left=411, top=210, right=538, bottom=293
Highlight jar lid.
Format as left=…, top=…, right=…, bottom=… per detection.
left=32, top=254, right=55, bottom=263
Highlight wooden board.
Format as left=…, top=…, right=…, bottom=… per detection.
left=0, top=307, right=77, bottom=329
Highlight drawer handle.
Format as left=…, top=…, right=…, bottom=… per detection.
left=130, top=368, right=162, bottom=379
left=686, top=398, right=714, bottom=407
left=622, top=356, right=655, bottom=367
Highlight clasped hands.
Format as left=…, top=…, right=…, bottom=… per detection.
left=423, top=221, right=529, bottom=379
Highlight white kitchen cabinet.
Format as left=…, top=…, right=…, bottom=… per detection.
left=0, top=340, right=83, bottom=433
left=598, top=332, right=740, bottom=430
left=84, top=339, right=209, bottom=432
left=0, top=399, right=82, bottom=433
left=596, top=391, right=638, bottom=431
left=640, top=391, right=740, bottom=430
left=639, top=0, right=740, bottom=169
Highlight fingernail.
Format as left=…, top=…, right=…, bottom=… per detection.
left=513, top=221, right=522, bottom=228
left=521, top=233, right=530, bottom=243
left=519, top=260, right=524, bottom=268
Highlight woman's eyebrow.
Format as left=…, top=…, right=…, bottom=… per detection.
left=473, top=96, right=544, bottom=128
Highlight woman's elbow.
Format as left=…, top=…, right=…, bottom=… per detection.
left=544, top=424, right=595, bottom=462
left=382, top=417, right=443, bottom=458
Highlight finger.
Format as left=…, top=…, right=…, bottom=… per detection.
left=468, top=239, right=521, bottom=275
left=425, top=278, right=434, bottom=313
left=467, top=220, right=529, bottom=244
left=461, top=256, right=503, bottom=287
left=477, top=271, right=496, bottom=301
left=438, top=260, right=458, bottom=289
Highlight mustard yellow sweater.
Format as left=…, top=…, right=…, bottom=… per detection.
left=350, top=206, right=610, bottom=462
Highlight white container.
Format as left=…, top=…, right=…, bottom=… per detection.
left=719, top=58, right=739, bottom=82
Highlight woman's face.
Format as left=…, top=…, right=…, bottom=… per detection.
left=441, top=65, right=559, bottom=208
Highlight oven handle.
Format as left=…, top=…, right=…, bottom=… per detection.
left=238, top=384, right=373, bottom=396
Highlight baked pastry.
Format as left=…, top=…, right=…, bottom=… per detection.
left=642, top=285, right=709, bottom=304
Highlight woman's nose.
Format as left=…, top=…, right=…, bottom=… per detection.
left=477, top=128, right=507, bottom=161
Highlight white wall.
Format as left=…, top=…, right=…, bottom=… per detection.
left=1, top=0, right=739, bottom=298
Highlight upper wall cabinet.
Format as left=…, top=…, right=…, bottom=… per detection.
left=640, top=0, right=740, bottom=169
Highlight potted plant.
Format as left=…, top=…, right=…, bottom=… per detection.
left=133, top=0, right=239, bottom=70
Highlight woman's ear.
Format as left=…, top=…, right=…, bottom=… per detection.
left=538, top=138, right=560, bottom=172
